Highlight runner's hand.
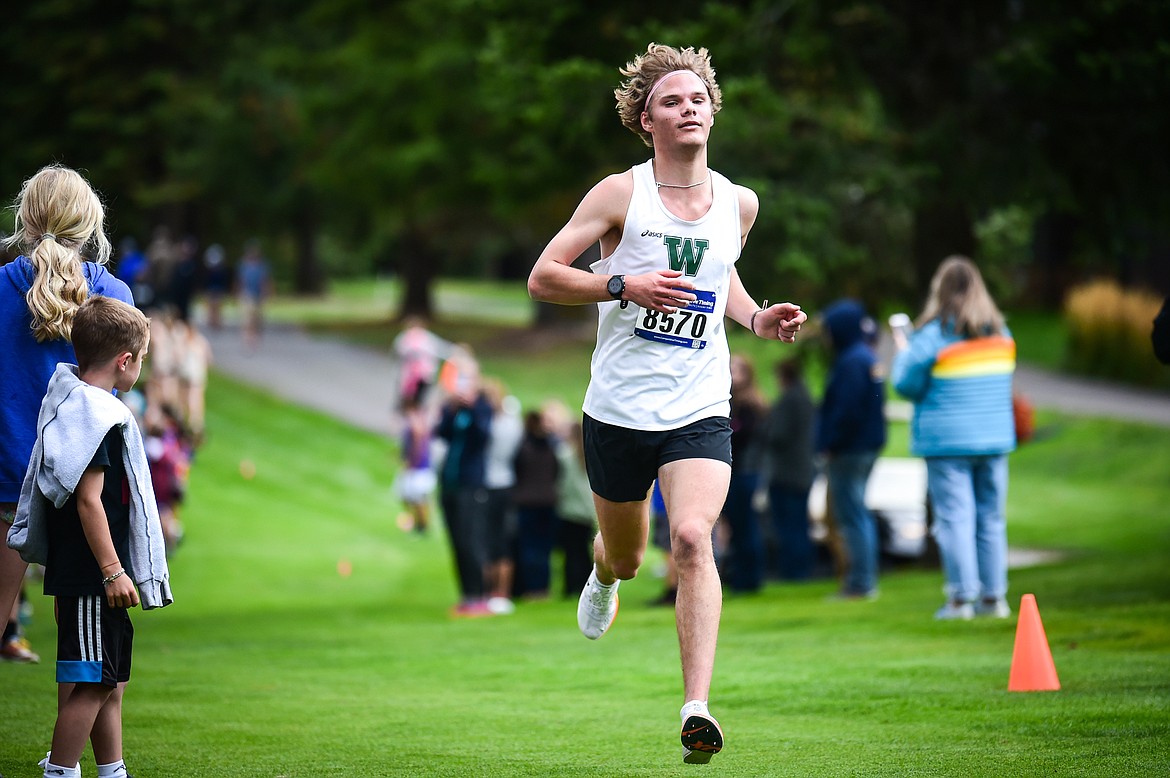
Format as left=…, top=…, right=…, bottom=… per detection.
left=628, top=270, right=697, bottom=313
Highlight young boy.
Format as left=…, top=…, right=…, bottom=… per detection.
left=7, top=295, right=173, bottom=778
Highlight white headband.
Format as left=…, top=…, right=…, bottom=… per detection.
left=644, top=69, right=703, bottom=109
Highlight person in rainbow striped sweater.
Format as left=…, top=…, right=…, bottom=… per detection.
left=891, top=256, right=1016, bottom=621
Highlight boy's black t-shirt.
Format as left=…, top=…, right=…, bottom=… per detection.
left=44, top=427, right=132, bottom=597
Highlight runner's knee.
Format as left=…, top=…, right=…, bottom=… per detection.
left=606, top=549, right=644, bottom=580
left=671, top=519, right=714, bottom=565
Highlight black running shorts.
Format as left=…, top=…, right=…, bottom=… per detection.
left=55, top=594, right=134, bottom=686
left=582, top=414, right=732, bottom=503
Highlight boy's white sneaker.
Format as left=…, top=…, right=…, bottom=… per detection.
left=577, top=569, right=619, bottom=640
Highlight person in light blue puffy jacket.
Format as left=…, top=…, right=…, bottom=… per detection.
left=891, top=256, right=1016, bottom=621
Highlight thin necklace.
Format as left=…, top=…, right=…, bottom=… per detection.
left=655, top=174, right=710, bottom=189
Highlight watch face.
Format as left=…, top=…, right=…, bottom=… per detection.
left=608, top=275, right=623, bottom=296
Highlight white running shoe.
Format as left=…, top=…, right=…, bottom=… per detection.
left=577, top=569, right=619, bottom=640
left=934, top=601, right=975, bottom=620
left=681, top=711, right=724, bottom=764
left=975, top=598, right=1012, bottom=618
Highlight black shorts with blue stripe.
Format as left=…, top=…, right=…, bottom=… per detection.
left=56, top=595, right=133, bottom=686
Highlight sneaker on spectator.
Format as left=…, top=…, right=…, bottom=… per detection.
left=486, top=597, right=515, bottom=615
left=975, top=598, right=1012, bottom=618
left=1, top=636, right=40, bottom=663
left=576, top=569, right=619, bottom=640
left=934, top=601, right=975, bottom=621
left=450, top=600, right=493, bottom=618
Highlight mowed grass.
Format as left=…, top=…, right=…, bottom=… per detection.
left=3, top=374, right=1169, bottom=776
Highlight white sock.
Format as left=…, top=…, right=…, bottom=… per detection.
left=681, top=699, right=710, bottom=721
left=97, top=759, right=128, bottom=777
left=43, top=761, right=81, bottom=778
left=591, top=568, right=618, bottom=590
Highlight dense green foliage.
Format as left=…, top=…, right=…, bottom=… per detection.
left=2, top=373, right=1167, bottom=776
left=1, top=1, right=1167, bottom=310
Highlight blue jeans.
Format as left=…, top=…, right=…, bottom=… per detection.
left=516, top=506, right=557, bottom=595
left=926, top=455, right=1009, bottom=603
left=826, top=452, right=879, bottom=595
left=769, top=483, right=813, bottom=581
left=722, top=472, right=765, bottom=592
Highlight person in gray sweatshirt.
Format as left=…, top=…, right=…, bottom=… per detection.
left=8, top=295, right=172, bottom=778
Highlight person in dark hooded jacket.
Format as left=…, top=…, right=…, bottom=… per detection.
left=817, top=299, right=886, bottom=599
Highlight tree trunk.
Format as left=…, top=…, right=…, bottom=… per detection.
left=293, top=199, right=325, bottom=295
left=1029, top=212, right=1078, bottom=308
left=398, top=231, right=436, bottom=320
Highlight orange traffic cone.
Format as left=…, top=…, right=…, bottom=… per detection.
left=1008, top=593, right=1061, bottom=692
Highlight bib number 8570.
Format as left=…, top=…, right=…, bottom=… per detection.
left=642, top=308, right=707, bottom=339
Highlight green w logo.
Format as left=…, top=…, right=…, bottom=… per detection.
left=663, top=236, right=708, bottom=276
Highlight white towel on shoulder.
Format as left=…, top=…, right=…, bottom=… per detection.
left=7, top=363, right=173, bottom=609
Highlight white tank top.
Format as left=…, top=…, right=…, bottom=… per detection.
left=583, top=160, right=741, bottom=431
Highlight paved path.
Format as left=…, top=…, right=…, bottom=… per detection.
left=205, top=324, right=398, bottom=435
left=204, top=323, right=1170, bottom=433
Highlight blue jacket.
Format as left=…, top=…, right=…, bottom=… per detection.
left=816, top=300, right=887, bottom=455
left=436, top=394, right=494, bottom=489
left=891, top=319, right=1016, bottom=457
left=0, top=257, right=133, bottom=501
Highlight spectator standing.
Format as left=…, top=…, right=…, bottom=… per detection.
left=9, top=295, right=172, bottom=778
left=891, top=256, right=1017, bottom=620
left=721, top=354, right=768, bottom=593
left=237, top=239, right=272, bottom=351
left=435, top=368, right=494, bottom=616
left=481, top=379, right=523, bottom=614
left=201, top=243, right=232, bottom=330
left=168, top=235, right=200, bottom=322
left=511, top=408, right=562, bottom=599
left=114, top=237, right=151, bottom=310
left=817, top=300, right=887, bottom=600
left=647, top=480, right=678, bottom=607
left=556, top=421, right=598, bottom=598
left=0, top=165, right=134, bottom=664
left=765, top=358, right=817, bottom=581
left=395, top=393, right=437, bottom=535
left=174, top=318, right=213, bottom=442
left=145, top=226, right=178, bottom=310
left=391, top=317, right=454, bottom=411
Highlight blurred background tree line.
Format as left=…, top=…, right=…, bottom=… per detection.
left=1, top=0, right=1167, bottom=318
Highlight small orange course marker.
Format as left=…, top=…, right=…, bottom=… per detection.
left=1008, top=593, right=1061, bottom=692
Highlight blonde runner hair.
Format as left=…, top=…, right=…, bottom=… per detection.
left=614, top=43, right=722, bottom=148
left=4, top=165, right=112, bottom=342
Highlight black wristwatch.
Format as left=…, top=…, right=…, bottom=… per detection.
left=607, top=274, right=626, bottom=301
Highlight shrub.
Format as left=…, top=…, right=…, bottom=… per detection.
left=1064, top=279, right=1167, bottom=386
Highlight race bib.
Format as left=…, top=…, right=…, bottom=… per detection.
left=633, top=289, right=716, bottom=349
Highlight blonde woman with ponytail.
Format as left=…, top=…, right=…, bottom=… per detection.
left=1, top=165, right=133, bottom=662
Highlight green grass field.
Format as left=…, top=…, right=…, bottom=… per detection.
left=3, top=364, right=1168, bottom=776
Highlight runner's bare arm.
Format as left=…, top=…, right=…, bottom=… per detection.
left=528, top=172, right=698, bottom=313
left=727, top=185, right=805, bottom=342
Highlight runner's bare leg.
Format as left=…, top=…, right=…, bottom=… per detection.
left=658, top=458, right=730, bottom=703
